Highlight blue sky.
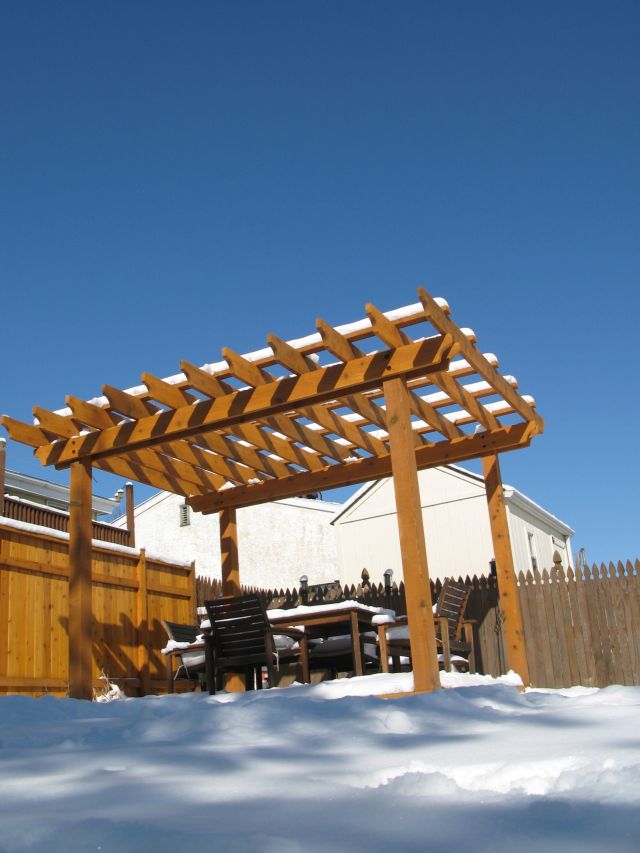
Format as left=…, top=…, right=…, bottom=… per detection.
left=1, top=2, right=638, bottom=565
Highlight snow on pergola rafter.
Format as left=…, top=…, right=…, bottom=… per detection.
left=2, top=287, right=543, bottom=513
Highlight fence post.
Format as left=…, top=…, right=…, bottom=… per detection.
left=189, top=560, right=197, bottom=623
left=125, top=482, right=135, bottom=547
left=0, top=437, right=6, bottom=517
left=136, top=548, right=150, bottom=696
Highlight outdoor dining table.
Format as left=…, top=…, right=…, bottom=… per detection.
left=180, top=600, right=396, bottom=690
left=267, top=600, right=395, bottom=678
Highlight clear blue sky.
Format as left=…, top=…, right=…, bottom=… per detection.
left=1, top=2, right=638, bottom=565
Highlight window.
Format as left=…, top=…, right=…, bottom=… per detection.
left=527, top=532, right=538, bottom=571
left=179, top=503, right=190, bottom=527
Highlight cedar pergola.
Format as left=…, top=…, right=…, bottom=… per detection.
left=2, top=287, right=543, bottom=699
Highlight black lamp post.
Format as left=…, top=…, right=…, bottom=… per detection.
left=384, top=568, right=393, bottom=609
left=299, top=574, right=309, bottom=606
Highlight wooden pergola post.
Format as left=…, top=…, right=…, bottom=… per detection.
left=219, top=506, right=244, bottom=690
left=384, top=377, right=440, bottom=692
left=68, top=459, right=94, bottom=700
left=219, top=507, right=240, bottom=596
left=482, top=453, right=530, bottom=684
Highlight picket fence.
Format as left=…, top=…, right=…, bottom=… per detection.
left=197, top=554, right=640, bottom=688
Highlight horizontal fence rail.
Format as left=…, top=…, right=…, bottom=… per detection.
left=2, top=496, right=132, bottom=546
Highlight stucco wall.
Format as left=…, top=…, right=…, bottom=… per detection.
left=127, top=493, right=340, bottom=591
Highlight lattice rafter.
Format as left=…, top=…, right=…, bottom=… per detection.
left=1, top=288, right=543, bottom=511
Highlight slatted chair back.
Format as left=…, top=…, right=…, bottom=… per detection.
left=162, top=620, right=199, bottom=645
left=204, top=594, right=273, bottom=668
left=435, top=579, right=471, bottom=646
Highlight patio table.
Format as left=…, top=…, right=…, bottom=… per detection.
left=267, top=601, right=395, bottom=677
left=194, top=600, right=395, bottom=687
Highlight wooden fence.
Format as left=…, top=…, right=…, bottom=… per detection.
left=519, top=553, right=640, bottom=687
left=197, top=556, right=640, bottom=687
left=0, top=520, right=196, bottom=697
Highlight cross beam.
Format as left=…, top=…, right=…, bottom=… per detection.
left=189, top=422, right=537, bottom=513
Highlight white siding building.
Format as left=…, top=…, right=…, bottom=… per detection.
left=117, top=491, right=341, bottom=591
left=332, top=465, right=574, bottom=588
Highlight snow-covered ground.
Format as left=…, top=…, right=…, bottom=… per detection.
left=1, top=672, right=639, bottom=852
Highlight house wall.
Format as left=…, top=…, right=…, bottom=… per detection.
left=129, top=493, right=341, bottom=591
left=335, top=466, right=573, bottom=587
left=336, top=467, right=496, bottom=587
left=507, top=501, right=573, bottom=575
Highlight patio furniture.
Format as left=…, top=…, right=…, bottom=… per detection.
left=203, top=594, right=308, bottom=694
left=268, top=600, right=393, bottom=679
left=378, top=579, right=476, bottom=673
left=162, top=620, right=207, bottom=693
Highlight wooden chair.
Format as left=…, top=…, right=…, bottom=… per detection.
left=379, top=579, right=476, bottom=674
left=162, top=620, right=207, bottom=693
left=203, top=595, right=308, bottom=694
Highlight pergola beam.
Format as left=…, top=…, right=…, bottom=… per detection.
left=189, top=422, right=537, bottom=513
left=35, top=336, right=453, bottom=468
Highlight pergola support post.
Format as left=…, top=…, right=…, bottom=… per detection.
left=384, top=377, right=440, bottom=693
left=218, top=506, right=244, bottom=690
left=482, top=453, right=530, bottom=684
left=219, top=507, right=240, bottom=596
left=68, top=459, right=94, bottom=700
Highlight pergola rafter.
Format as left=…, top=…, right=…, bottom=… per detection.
left=2, top=287, right=543, bottom=699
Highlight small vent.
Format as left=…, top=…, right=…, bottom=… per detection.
left=179, top=503, right=190, bottom=527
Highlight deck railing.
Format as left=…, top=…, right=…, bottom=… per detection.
left=1, top=495, right=131, bottom=546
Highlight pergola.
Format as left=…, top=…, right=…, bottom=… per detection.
left=2, top=287, right=543, bottom=699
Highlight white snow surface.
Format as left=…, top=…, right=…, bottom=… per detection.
left=1, top=673, right=639, bottom=852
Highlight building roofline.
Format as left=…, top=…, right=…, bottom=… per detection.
left=503, top=486, right=575, bottom=536
left=330, top=463, right=574, bottom=536
left=5, top=468, right=117, bottom=516
left=114, top=489, right=344, bottom=526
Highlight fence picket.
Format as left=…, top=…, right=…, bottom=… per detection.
left=565, top=567, right=589, bottom=686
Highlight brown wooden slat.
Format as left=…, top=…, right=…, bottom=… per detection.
left=148, top=367, right=329, bottom=473
left=158, top=440, right=259, bottom=486
left=33, top=407, right=83, bottom=438
left=66, top=396, right=120, bottom=430
left=222, top=347, right=353, bottom=463
left=103, top=385, right=161, bottom=419
left=419, top=287, right=543, bottom=431
left=94, top=455, right=205, bottom=497
left=266, top=333, right=388, bottom=457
